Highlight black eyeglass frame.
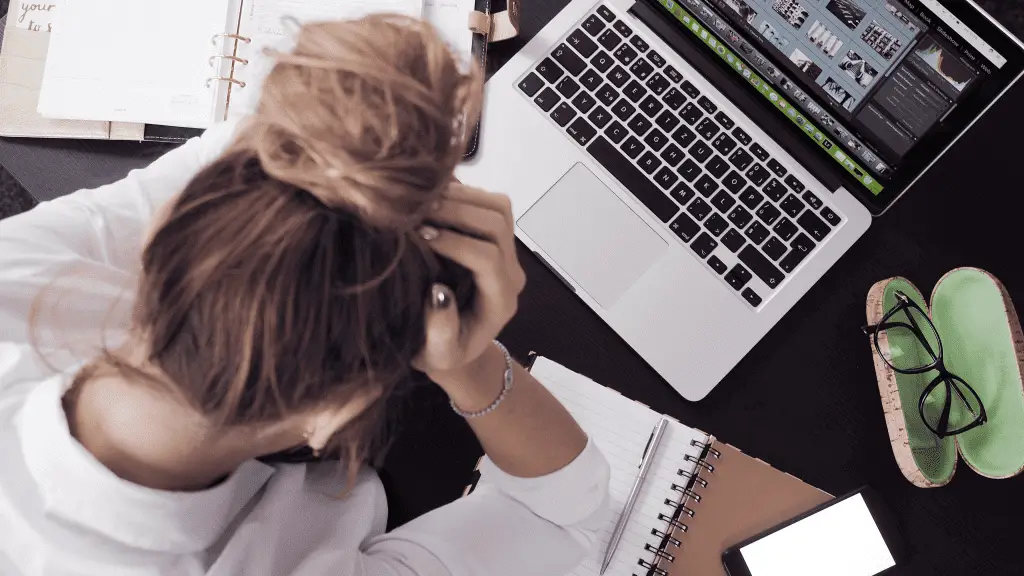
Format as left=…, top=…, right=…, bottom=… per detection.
left=862, top=291, right=987, bottom=439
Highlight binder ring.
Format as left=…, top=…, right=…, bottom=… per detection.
left=206, top=77, right=246, bottom=88
left=209, top=55, right=249, bottom=67
left=685, top=453, right=715, bottom=473
left=670, top=483, right=702, bottom=501
left=645, top=543, right=676, bottom=562
left=212, top=33, right=252, bottom=45
left=690, top=439, right=722, bottom=458
left=677, top=468, right=709, bottom=488
left=651, top=528, right=681, bottom=547
left=658, top=512, right=688, bottom=532
left=638, top=559, right=669, bottom=576
left=665, top=498, right=696, bottom=517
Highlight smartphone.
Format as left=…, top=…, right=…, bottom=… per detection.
left=722, top=487, right=903, bottom=576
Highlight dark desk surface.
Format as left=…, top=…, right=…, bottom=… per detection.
left=3, top=1, right=1023, bottom=575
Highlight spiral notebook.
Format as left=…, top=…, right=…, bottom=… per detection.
left=464, top=357, right=831, bottom=576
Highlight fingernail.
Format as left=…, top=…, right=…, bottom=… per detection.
left=432, top=284, right=452, bottom=309
left=419, top=226, right=440, bottom=241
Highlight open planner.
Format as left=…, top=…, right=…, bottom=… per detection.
left=465, top=357, right=832, bottom=576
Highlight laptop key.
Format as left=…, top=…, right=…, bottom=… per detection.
left=706, top=156, right=729, bottom=179
left=704, top=214, right=729, bottom=237
left=629, top=35, right=649, bottom=52
left=712, top=190, right=736, bottom=212
left=640, top=95, right=664, bottom=118
left=591, top=50, right=614, bottom=72
left=627, top=114, right=652, bottom=136
left=607, top=65, right=630, bottom=87
left=624, top=80, right=646, bottom=102
left=680, top=102, right=703, bottom=124
left=638, top=151, right=661, bottom=174
left=708, top=255, right=728, bottom=275
left=549, top=102, right=577, bottom=127
left=739, top=246, right=785, bottom=289
left=695, top=175, right=718, bottom=198
left=803, top=190, right=823, bottom=210
left=725, top=265, right=752, bottom=290
left=696, top=117, right=721, bottom=140
left=779, top=194, right=805, bottom=218
left=732, top=127, right=752, bottom=145
left=518, top=72, right=544, bottom=96
left=664, top=65, right=683, bottom=83
left=756, top=203, right=781, bottom=225
left=630, top=59, right=655, bottom=81
left=660, top=143, right=685, bottom=166
left=791, top=232, right=815, bottom=255
left=690, top=233, right=719, bottom=259
left=596, top=5, right=616, bottom=21
left=729, top=148, right=754, bottom=171
left=646, top=73, right=670, bottom=96
left=654, top=166, right=679, bottom=190
left=714, top=111, right=735, bottom=130
left=647, top=50, right=666, bottom=68
left=588, top=136, right=680, bottom=222
left=620, top=136, right=644, bottom=159
left=556, top=77, right=581, bottom=98
left=697, top=96, right=717, bottom=114
left=722, top=170, right=747, bottom=194
left=613, top=44, right=638, bottom=65
left=745, top=221, right=770, bottom=245
left=670, top=213, right=701, bottom=242
left=670, top=182, right=696, bottom=206
left=662, top=87, right=687, bottom=110
left=534, top=87, right=560, bottom=112
left=655, top=110, right=680, bottom=133
left=579, top=69, right=603, bottom=91
left=678, top=159, right=702, bottom=182
left=613, top=20, right=633, bottom=37
left=596, top=84, right=618, bottom=106
left=773, top=217, right=797, bottom=241
left=779, top=233, right=814, bottom=273
left=797, top=211, right=830, bottom=241
left=739, top=187, right=763, bottom=210
left=553, top=44, right=586, bottom=76
left=689, top=141, right=713, bottom=163
left=687, top=198, right=713, bottom=221
left=749, top=142, right=770, bottom=161
left=746, top=164, right=770, bottom=187
left=728, top=206, right=753, bottom=228
left=582, top=14, right=606, bottom=36
left=762, top=236, right=787, bottom=261
left=566, top=117, right=597, bottom=146
left=763, top=178, right=787, bottom=202
left=784, top=175, right=805, bottom=193
left=721, top=228, right=746, bottom=253
left=612, top=98, right=636, bottom=120
left=644, top=128, right=668, bottom=151
left=712, top=133, right=737, bottom=156
left=571, top=91, right=596, bottom=113
left=681, top=80, right=700, bottom=98
left=588, top=105, right=612, bottom=128
left=597, top=28, right=621, bottom=50
left=536, top=58, right=564, bottom=83
left=672, top=125, right=696, bottom=148
left=567, top=29, right=599, bottom=58
left=605, top=121, right=628, bottom=143
left=766, top=158, right=786, bottom=178
left=821, top=206, right=841, bottom=226
left=742, top=288, right=762, bottom=307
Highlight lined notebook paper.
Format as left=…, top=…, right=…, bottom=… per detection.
left=531, top=358, right=709, bottom=576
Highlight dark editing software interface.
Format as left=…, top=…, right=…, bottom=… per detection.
left=657, top=0, right=1008, bottom=195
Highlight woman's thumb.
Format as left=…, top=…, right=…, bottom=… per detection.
left=420, top=284, right=461, bottom=370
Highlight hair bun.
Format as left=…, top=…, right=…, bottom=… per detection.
left=237, top=15, right=482, bottom=230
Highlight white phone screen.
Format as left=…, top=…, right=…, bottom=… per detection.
left=739, top=494, right=896, bottom=576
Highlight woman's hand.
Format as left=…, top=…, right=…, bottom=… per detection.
left=413, top=184, right=526, bottom=389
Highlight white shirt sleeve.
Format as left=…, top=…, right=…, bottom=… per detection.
left=359, top=437, right=611, bottom=576
left=0, top=121, right=239, bottom=348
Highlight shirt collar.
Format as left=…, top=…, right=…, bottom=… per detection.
left=15, top=372, right=275, bottom=554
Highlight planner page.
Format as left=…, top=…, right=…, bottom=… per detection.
left=424, top=0, right=476, bottom=68
left=532, top=357, right=709, bottom=576
left=38, top=0, right=234, bottom=128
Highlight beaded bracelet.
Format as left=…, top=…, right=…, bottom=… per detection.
left=449, top=341, right=514, bottom=419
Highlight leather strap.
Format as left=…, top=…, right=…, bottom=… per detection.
left=468, top=0, right=520, bottom=42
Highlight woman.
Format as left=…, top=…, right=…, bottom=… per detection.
left=0, top=15, right=610, bottom=576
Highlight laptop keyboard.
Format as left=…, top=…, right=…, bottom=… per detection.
left=516, top=4, right=845, bottom=308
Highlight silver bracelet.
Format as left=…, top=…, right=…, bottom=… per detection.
left=449, top=341, right=514, bottom=419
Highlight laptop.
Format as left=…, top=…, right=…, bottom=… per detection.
left=456, top=0, right=1024, bottom=400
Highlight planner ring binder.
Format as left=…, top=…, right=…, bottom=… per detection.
left=210, top=55, right=250, bottom=66
left=207, top=76, right=246, bottom=88
left=212, top=32, right=252, bottom=45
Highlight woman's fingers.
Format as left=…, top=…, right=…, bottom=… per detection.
left=429, top=200, right=513, bottom=252
left=413, top=284, right=464, bottom=372
left=443, top=184, right=514, bottom=228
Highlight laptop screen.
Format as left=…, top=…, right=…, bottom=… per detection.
left=645, top=0, right=1024, bottom=209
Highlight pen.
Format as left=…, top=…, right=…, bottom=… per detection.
left=600, top=417, right=669, bottom=575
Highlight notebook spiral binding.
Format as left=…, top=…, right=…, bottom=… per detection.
left=636, top=438, right=722, bottom=576
left=207, top=33, right=252, bottom=89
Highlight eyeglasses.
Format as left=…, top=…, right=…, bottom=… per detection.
left=862, top=290, right=987, bottom=438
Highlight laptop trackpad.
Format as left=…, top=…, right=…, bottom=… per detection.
left=519, top=163, right=667, bottom=309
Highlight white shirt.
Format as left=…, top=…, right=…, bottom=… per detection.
left=0, top=118, right=612, bottom=576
